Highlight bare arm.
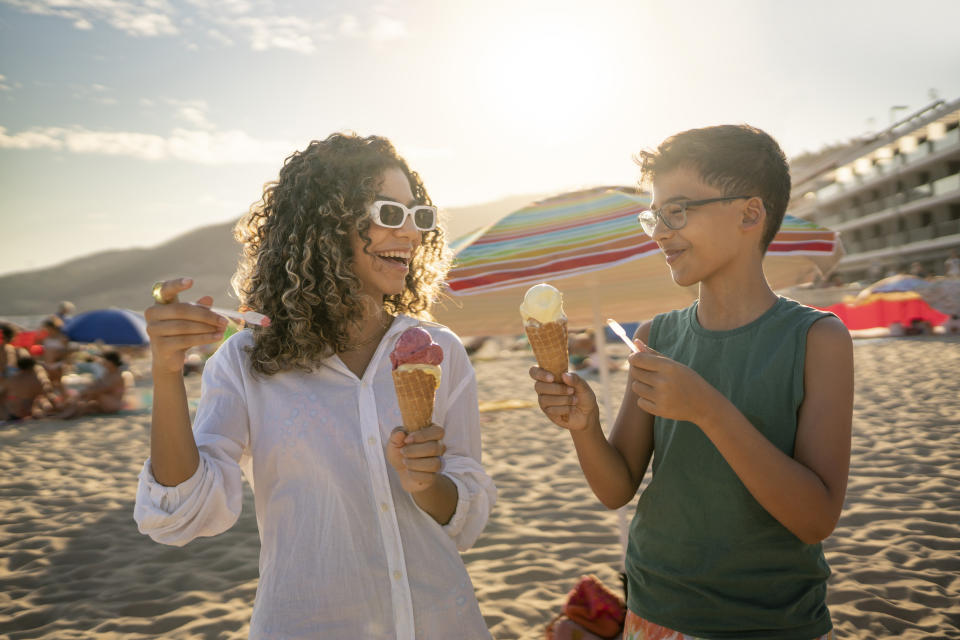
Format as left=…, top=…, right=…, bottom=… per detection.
left=146, top=278, right=227, bottom=487
left=697, top=317, right=852, bottom=542
left=531, top=321, right=656, bottom=509
left=632, top=317, right=853, bottom=543
left=412, top=474, right=458, bottom=525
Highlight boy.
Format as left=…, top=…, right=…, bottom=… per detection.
left=530, top=125, right=853, bottom=639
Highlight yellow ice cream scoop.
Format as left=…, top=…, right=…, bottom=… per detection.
left=520, top=283, right=566, bottom=324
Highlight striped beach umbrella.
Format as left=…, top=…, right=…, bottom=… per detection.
left=433, top=187, right=844, bottom=337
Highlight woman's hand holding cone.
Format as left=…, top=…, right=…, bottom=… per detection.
left=386, top=425, right=447, bottom=493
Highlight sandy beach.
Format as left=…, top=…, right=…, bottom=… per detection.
left=1, top=336, right=958, bottom=639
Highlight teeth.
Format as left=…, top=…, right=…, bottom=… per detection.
left=377, top=251, right=411, bottom=261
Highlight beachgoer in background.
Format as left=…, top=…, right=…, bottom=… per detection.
left=530, top=125, right=853, bottom=639
left=41, top=316, right=71, bottom=394
left=1, top=323, right=22, bottom=378
left=905, top=318, right=933, bottom=336
left=57, top=351, right=127, bottom=419
left=134, top=133, right=495, bottom=639
left=1, top=356, right=57, bottom=421
left=463, top=336, right=491, bottom=357
left=568, top=329, right=596, bottom=371
left=944, top=314, right=960, bottom=334
left=945, top=249, right=960, bottom=277
left=909, top=261, right=930, bottom=279
left=56, top=301, right=76, bottom=322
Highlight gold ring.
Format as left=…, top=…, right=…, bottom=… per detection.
left=151, top=282, right=168, bottom=304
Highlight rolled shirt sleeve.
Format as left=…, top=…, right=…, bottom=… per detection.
left=133, top=337, right=251, bottom=547
left=436, top=341, right=497, bottom=551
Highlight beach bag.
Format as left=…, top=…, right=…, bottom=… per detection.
left=544, top=574, right=626, bottom=640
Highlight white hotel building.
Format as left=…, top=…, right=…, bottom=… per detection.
left=788, top=98, right=960, bottom=282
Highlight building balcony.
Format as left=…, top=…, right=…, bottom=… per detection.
left=810, top=128, right=960, bottom=206
left=836, top=230, right=960, bottom=271
left=831, top=174, right=960, bottom=234
left=908, top=226, right=936, bottom=242
left=937, top=219, right=960, bottom=236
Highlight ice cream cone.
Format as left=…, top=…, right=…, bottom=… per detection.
left=392, top=365, right=440, bottom=431
left=525, top=318, right=569, bottom=380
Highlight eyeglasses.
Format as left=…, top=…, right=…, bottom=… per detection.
left=637, top=196, right=753, bottom=236
left=368, top=200, right=438, bottom=231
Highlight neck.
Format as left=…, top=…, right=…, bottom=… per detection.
left=696, top=259, right=777, bottom=331
left=343, top=299, right=393, bottom=351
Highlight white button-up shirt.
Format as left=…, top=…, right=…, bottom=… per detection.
left=134, top=316, right=495, bottom=639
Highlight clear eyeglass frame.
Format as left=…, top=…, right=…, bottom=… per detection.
left=637, top=195, right=753, bottom=236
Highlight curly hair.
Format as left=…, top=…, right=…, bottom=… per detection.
left=231, top=133, right=452, bottom=375
left=635, top=124, right=791, bottom=253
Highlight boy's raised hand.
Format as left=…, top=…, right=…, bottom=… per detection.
left=628, top=340, right=714, bottom=424
left=529, top=367, right=599, bottom=431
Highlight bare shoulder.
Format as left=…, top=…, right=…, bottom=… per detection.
left=803, top=316, right=853, bottom=401
left=632, top=320, right=654, bottom=344
left=807, top=315, right=852, bottom=358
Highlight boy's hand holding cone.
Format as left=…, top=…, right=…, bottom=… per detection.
left=521, top=283, right=569, bottom=380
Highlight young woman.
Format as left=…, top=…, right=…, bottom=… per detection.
left=135, top=133, right=496, bottom=639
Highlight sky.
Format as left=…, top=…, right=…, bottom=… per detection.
left=1, top=0, right=959, bottom=276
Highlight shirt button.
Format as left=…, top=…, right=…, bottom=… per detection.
left=368, top=436, right=377, bottom=445
left=393, top=570, right=402, bottom=580
left=380, top=502, right=389, bottom=512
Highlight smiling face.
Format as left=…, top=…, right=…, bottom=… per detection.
left=650, top=166, right=760, bottom=287
left=350, top=166, right=423, bottom=300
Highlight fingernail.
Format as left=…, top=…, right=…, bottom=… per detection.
left=181, top=277, right=192, bottom=286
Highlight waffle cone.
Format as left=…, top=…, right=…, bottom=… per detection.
left=392, top=368, right=440, bottom=431
left=525, top=319, right=568, bottom=380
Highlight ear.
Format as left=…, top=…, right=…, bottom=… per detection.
left=740, top=197, right=765, bottom=231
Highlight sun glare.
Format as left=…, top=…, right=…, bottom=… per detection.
left=476, top=16, right=617, bottom=144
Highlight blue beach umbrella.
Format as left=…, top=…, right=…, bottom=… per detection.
left=857, top=274, right=930, bottom=297
left=64, top=308, right=150, bottom=346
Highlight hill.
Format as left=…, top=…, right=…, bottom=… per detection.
left=0, top=193, right=544, bottom=316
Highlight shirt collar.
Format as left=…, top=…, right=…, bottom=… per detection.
left=320, top=314, right=419, bottom=380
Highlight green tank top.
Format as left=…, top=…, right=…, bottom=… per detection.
left=624, top=297, right=834, bottom=640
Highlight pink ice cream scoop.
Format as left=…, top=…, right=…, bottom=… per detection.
left=390, top=327, right=444, bottom=369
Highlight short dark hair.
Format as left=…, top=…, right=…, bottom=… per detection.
left=102, top=350, right=123, bottom=367
left=17, top=356, right=36, bottom=371
left=0, top=323, right=13, bottom=342
left=636, top=124, right=791, bottom=252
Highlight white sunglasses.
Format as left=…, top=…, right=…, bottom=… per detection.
left=368, top=200, right=438, bottom=231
